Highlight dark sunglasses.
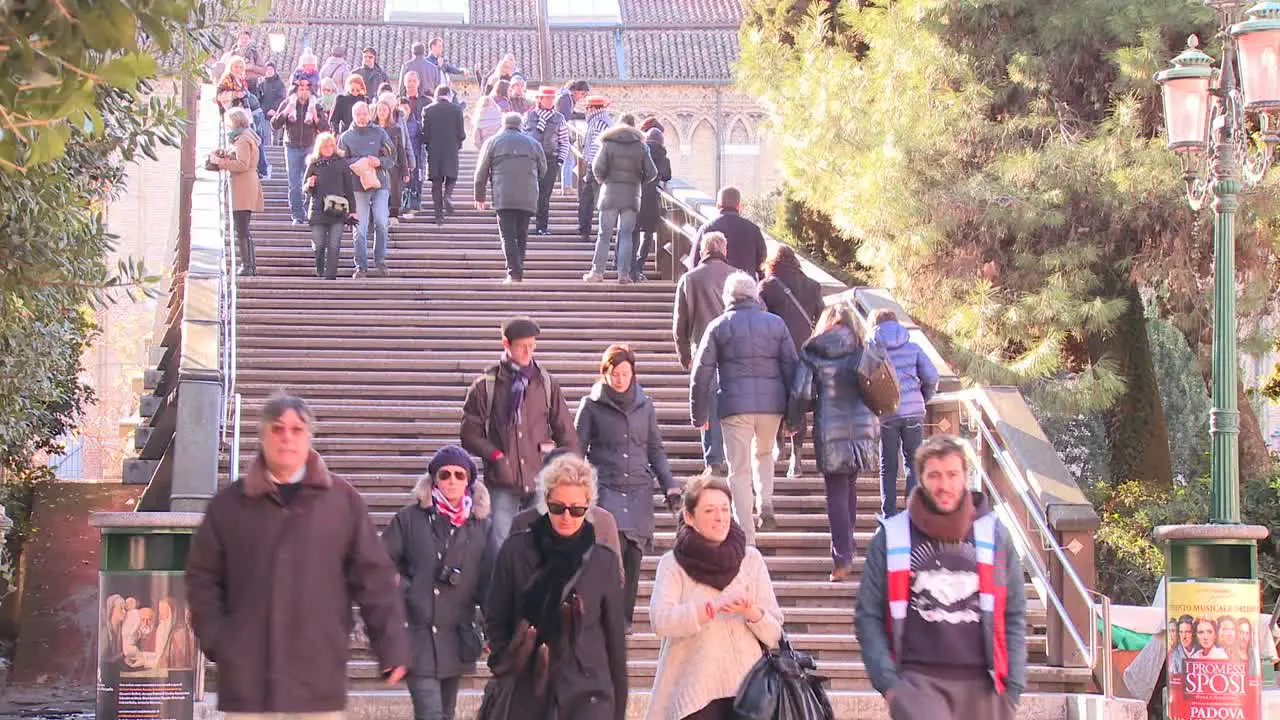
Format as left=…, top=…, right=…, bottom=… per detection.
left=546, top=502, right=589, bottom=518
left=436, top=469, right=468, bottom=482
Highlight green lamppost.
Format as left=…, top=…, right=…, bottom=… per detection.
left=1153, top=4, right=1277, bottom=719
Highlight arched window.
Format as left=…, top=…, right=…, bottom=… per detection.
left=384, top=0, right=468, bottom=23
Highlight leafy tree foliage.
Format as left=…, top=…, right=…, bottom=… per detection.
left=739, top=1, right=1280, bottom=482
left=0, top=2, right=223, bottom=505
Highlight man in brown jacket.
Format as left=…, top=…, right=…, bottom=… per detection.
left=460, top=316, right=579, bottom=552
left=673, top=231, right=735, bottom=474
left=186, top=394, right=410, bottom=716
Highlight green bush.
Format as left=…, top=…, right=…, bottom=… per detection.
left=1089, top=470, right=1280, bottom=608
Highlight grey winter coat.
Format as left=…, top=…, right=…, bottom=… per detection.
left=592, top=125, right=657, bottom=212
left=420, top=99, right=466, bottom=180
left=690, top=299, right=799, bottom=426
left=337, top=124, right=394, bottom=189
left=382, top=483, right=492, bottom=679
left=575, top=382, right=676, bottom=544
left=787, top=325, right=879, bottom=475
left=672, top=255, right=735, bottom=369
left=352, top=64, right=390, bottom=100
left=854, top=492, right=1027, bottom=704
left=318, top=56, right=350, bottom=87
left=869, top=320, right=941, bottom=420
left=473, top=128, right=548, bottom=214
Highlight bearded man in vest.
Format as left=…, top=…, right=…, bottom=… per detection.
left=854, top=434, right=1026, bottom=719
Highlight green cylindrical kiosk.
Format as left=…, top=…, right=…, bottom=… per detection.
left=1155, top=524, right=1270, bottom=720
left=91, top=513, right=205, bottom=720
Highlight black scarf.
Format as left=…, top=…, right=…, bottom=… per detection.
left=673, top=521, right=746, bottom=590
left=500, top=353, right=539, bottom=425
left=602, top=383, right=637, bottom=413
left=521, top=513, right=596, bottom=648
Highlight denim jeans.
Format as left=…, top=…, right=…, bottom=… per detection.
left=285, top=145, right=309, bottom=222
left=700, top=373, right=725, bottom=468
left=592, top=207, right=637, bottom=277
left=488, top=487, right=534, bottom=552
left=721, top=413, right=782, bottom=546
left=823, top=472, right=857, bottom=567
left=310, top=222, right=342, bottom=279
left=353, top=188, right=390, bottom=271
left=880, top=415, right=925, bottom=517
left=252, top=110, right=270, bottom=177
left=406, top=676, right=460, bottom=720
left=496, top=209, right=531, bottom=279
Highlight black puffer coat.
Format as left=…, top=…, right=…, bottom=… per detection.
left=575, top=382, right=676, bottom=544
left=787, top=324, right=879, bottom=475
left=690, top=299, right=799, bottom=426
left=381, top=483, right=492, bottom=679
left=637, top=135, right=672, bottom=233
left=303, top=155, right=356, bottom=226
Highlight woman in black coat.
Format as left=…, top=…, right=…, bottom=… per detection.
left=329, top=74, right=367, bottom=135
left=303, top=132, right=356, bottom=280
left=633, top=128, right=672, bottom=281
left=759, top=244, right=826, bottom=478
left=382, top=445, right=492, bottom=720
left=574, top=344, right=679, bottom=629
left=483, top=453, right=627, bottom=720
left=786, top=305, right=879, bottom=582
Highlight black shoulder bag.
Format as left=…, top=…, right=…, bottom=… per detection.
left=734, top=632, right=835, bottom=720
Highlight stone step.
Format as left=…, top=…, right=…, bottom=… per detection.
left=234, top=276, right=677, bottom=292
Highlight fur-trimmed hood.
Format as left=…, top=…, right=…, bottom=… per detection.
left=413, top=475, right=491, bottom=520
left=599, top=124, right=644, bottom=144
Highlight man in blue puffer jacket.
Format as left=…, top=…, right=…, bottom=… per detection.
left=869, top=309, right=940, bottom=517
left=690, top=272, right=798, bottom=544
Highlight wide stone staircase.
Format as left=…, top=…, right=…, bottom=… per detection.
left=212, top=144, right=1100, bottom=717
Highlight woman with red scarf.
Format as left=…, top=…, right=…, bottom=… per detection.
left=382, top=445, right=492, bottom=720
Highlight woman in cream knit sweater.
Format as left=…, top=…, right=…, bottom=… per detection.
left=647, top=475, right=784, bottom=720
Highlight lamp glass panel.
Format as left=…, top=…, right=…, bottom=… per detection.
left=1162, top=76, right=1211, bottom=147
left=1238, top=29, right=1280, bottom=106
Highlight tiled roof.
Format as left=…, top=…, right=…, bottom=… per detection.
left=624, top=29, right=737, bottom=81
left=470, top=0, right=537, bottom=25
left=550, top=29, right=618, bottom=82
left=619, top=0, right=742, bottom=25
left=272, top=24, right=540, bottom=79
left=267, top=0, right=385, bottom=21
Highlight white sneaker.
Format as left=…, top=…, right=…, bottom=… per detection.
left=581, top=271, right=604, bottom=283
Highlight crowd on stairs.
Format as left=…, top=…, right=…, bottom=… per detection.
left=191, top=28, right=1027, bottom=720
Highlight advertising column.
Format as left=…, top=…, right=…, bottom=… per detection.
left=92, top=513, right=204, bottom=720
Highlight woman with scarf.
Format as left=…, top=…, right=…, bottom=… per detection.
left=646, top=475, right=783, bottom=720
left=383, top=445, right=492, bottom=720
left=374, top=96, right=413, bottom=222
left=575, top=344, right=679, bottom=630
left=483, top=453, right=627, bottom=720
left=787, top=305, right=879, bottom=582
left=213, top=107, right=264, bottom=276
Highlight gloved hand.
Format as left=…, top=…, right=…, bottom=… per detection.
left=665, top=488, right=682, bottom=514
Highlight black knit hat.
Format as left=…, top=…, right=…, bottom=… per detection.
left=427, top=444, right=476, bottom=486
left=502, top=316, right=540, bottom=342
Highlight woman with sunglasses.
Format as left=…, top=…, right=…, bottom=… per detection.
left=382, top=445, right=492, bottom=720
left=647, top=475, right=782, bottom=720
left=575, top=344, right=679, bottom=631
left=483, top=453, right=627, bottom=720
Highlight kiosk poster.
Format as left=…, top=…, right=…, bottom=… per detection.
left=1166, top=579, right=1261, bottom=720
left=97, top=572, right=199, bottom=720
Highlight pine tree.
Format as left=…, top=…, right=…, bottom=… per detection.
left=738, top=1, right=1280, bottom=483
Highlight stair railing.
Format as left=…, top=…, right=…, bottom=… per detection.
left=636, top=153, right=1114, bottom=692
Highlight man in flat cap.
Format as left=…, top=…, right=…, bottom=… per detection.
left=461, top=316, right=580, bottom=550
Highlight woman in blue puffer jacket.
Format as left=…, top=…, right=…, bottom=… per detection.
left=787, top=305, right=879, bottom=582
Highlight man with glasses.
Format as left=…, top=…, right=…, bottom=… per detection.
left=461, top=316, right=579, bottom=551
left=186, top=393, right=410, bottom=718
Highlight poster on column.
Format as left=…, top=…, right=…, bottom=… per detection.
left=97, top=572, right=199, bottom=720
left=1165, top=578, right=1261, bottom=720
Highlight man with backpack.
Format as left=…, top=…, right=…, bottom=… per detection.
left=868, top=309, right=940, bottom=517
left=460, top=317, right=580, bottom=550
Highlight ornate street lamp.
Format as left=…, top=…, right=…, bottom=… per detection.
left=268, top=30, right=287, bottom=55
left=1153, top=4, right=1276, bottom=719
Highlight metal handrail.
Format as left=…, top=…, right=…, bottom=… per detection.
left=218, top=114, right=239, bottom=448
left=230, top=392, right=243, bottom=485
left=931, top=388, right=1115, bottom=696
